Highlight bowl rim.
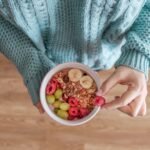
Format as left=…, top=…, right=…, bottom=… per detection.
left=40, top=62, right=101, bottom=126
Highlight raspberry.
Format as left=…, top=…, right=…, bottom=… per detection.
left=68, top=97, right=79, bottom=107
left=50, top=77, right=58, bottom=85
left=93, top=96, right=105, bottom=106
left=50, top=78, right=60, bottom=88
left=79, top=108, right=90, bottom=118
left=68, top=115, right=76, bottom=120
left=46, top=83, right=57, bottom=95
left=68, top=107, right=79, bottom=117
left=51, top=77, right=65, bottom=90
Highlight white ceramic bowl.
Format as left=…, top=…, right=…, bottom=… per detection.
left=40, top=62, right=101, bottom=126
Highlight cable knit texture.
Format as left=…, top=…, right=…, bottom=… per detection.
left=115, top=1, right=150, bottom=79
left=0, top=0, right=149, bottom=104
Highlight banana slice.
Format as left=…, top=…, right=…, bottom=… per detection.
left=79, top=75, right=93, bottom=89
left=68, top=68, right=83, bottom=82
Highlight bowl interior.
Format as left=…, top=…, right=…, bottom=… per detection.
left=40, top=62, right=101, bottom=126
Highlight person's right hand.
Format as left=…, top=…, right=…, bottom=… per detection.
left=96, top=66, right=148, bottom=117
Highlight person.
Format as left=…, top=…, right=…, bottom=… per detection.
left=0, top=0, right=149, bottom=117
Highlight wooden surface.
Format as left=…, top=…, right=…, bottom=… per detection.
left=0, top=53, right=150, bottom=150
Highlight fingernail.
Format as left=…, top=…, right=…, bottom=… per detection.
left=96, top=89, right=103, bottom=96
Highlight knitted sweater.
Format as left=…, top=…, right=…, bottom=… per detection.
left=0, top=0, right=150, bottom=104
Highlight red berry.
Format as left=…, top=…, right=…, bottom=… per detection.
left=50, top=77, right=57, bottom=84
left=68, top=115, right=76, bottom=120
left=46, top=83, right=57, bottom=95
left=79, top=108, right=90, bottom=118
left=93, top=96, right=105, bottom=106
left=68, top=107, right=79, bottom=117
left=50, top=78, right=59, bottom=86
left=50, top=77, right=64, bottom=89
left=68, top=97, right=79, bottom=107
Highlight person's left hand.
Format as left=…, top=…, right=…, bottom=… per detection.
left=96, top=66, right=148, bottom=117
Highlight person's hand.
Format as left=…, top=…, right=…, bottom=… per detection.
left=35, top=101, right=45, bottom=114
left=96, top=66, right=148, bottom=117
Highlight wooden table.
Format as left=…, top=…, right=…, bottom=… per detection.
left=0, top=53, right=150, bottom=150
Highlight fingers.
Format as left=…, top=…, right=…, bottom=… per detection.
left=35, top=101, right=45, bottom=114
left=117, top=96, right=147, bottom=117
left=138, top=101, right=147, bottom=116
left=129, top=96, right=144, bottom=117
left=118, top=105, right=131, bottom=116
left=118, top=101, right=146, bottom=117
left=103, top=88, right=138, bottom=110
left=97, top=72, right=120, bottom=96
left=114, top=96, right=131, bottom=115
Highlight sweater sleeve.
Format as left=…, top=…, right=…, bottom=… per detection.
left=115, top=1, right=150, bottom=79
left=0, top=15, right=56, bottom=104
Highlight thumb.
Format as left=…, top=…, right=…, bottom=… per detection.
left=35, top=101, right=45, bottom=114
left=97, top=72, right=119, bottom=96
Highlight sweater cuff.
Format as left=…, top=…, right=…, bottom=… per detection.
left=24, top=67, right=51, bottom=105
left=115, top=50, right=149, bottom=80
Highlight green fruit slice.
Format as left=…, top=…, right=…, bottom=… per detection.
left=57, top=110, right=69, bottom=119
left=46, top=95, right=55, bottom=104
left=54, top=89, right=63, bottom=99
left=59, top=102, right=70, bottom=111
left=53, top=101, right=62, bottom=108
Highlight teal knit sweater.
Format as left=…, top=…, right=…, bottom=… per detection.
left=0, top=0, right=150, bottom=104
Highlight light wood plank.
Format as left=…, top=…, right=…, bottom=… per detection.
left=0, top=53, right=150, bottom=150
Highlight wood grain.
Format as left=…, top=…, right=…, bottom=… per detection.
left=0, top=53, right=150, bottom=150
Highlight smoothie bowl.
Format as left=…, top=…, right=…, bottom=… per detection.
left=40, top=62, right=105, bottom=126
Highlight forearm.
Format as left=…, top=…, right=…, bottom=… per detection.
left=0, top=15, right=55, bottom=104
